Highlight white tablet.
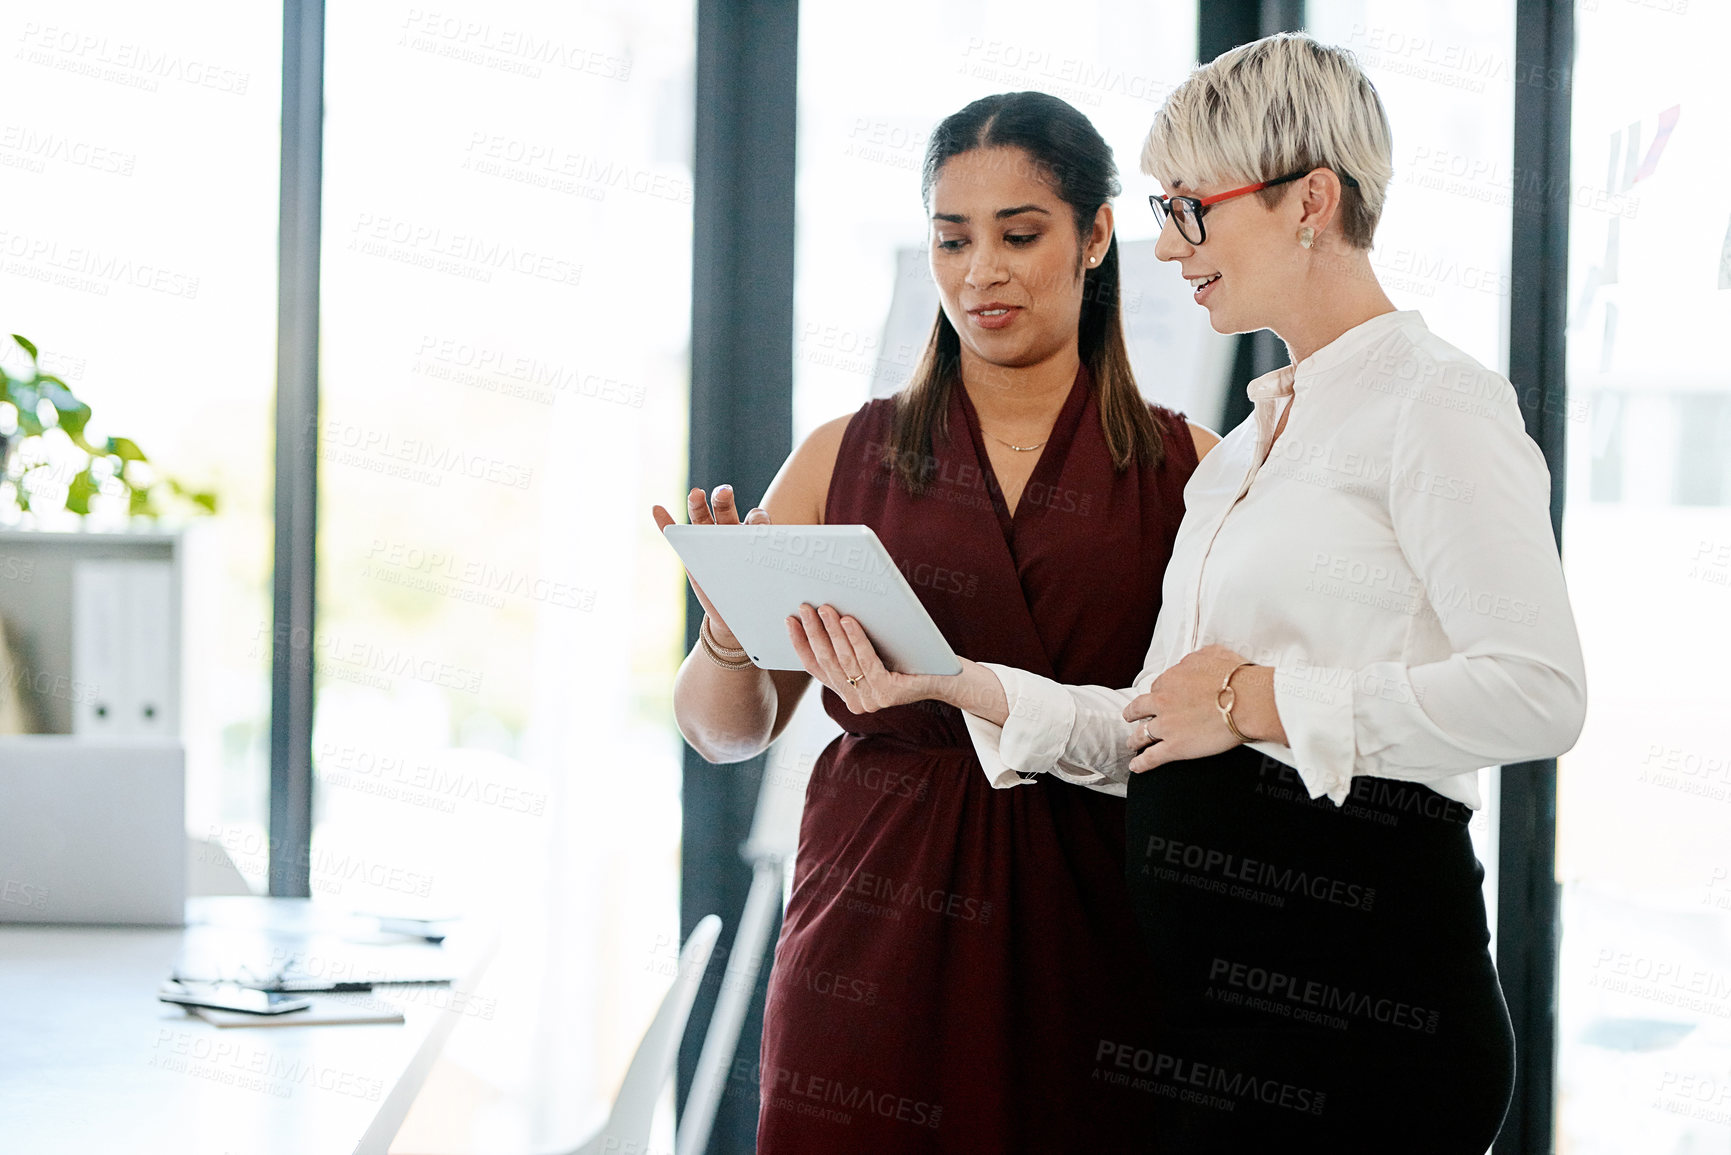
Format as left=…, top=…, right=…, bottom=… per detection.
left=662, top=524, right=962, bottom=675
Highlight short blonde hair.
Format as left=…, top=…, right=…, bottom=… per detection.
left=1142, top=33, right=1393, bottom=249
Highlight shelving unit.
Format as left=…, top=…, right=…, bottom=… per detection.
left=0, top=529, right=184, bottom=736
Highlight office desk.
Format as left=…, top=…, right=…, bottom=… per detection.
left=0, top=897, right=493, bottom=1155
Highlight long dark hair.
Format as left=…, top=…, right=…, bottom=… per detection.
left=889, top=91, right=1164, bottom=493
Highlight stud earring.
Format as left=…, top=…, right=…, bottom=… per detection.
left=1298, top=226, right=1315, bottom=249
left=1089, top=255, right=1098, bottom=265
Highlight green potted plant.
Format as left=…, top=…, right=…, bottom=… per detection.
left=0, top=334, right=216, bottom=522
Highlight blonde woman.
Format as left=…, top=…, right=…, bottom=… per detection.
left=797, top=34, right=1585, bottom=1151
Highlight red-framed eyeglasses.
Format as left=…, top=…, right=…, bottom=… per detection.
left=1149, top=168, right=1359, bottom=244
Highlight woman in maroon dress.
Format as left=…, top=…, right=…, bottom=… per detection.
left=656, top=91, right=1214, bottom=1152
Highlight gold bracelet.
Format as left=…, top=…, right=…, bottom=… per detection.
left=697, top=625, right=755, bottom=670
left=701, top=615, right=748, bottom=659
left=1216, top=662, right=1255, bottom=744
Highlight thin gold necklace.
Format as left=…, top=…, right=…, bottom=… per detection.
left=983, top=431, right=1048, bottom=452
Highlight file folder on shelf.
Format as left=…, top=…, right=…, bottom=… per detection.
left=71, top=559, right=176, bottom=737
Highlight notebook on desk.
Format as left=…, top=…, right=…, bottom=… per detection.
left=173, top=926, right=459, bottom=990
left=187, top=992, right=407, bottom=1028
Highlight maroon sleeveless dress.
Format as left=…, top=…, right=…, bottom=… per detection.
left=756, top=369, right=1198, bottom=1153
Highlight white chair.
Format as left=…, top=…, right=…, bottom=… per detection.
left=676, top=695, right=837, bottom=1155
left=676, top=858, right=783, bottom=1155
left=558, top=913, right=723, bottom=1155
left=186, top=834, right=254, bottom=896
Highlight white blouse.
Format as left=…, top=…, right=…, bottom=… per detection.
left=964, top=310, right=1587, bottom=808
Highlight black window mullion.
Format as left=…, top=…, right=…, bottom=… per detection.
left=1199, top=0, right=1305, bottom=434
left=1496, top=2, right=1575, bottom=1153
left=679, top=2, right=799, bottom=1151
left=268, top=0, right=324, bottom=898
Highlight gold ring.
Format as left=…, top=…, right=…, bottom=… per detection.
left=847, top=673, right=863, bottom=686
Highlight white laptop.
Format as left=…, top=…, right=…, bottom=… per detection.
left=0, top=736, right=185, bottom=926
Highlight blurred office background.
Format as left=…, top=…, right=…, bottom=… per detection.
left=2, top=0, right=1726, bottom=1151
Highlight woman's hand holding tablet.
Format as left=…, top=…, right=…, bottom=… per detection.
left=784, top=601, right=1013, bottom=726
left=787, top=602, right=944, bottom=712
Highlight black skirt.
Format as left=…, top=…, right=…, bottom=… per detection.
left=1123, top=745, right=1515, bottom=1154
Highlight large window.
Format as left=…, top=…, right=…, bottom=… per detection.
left=794, top=1, right=1201, bottom=439
left=1306, top=2, right=1516, bottom=371
left=0, top=1, right=282, bottom=856
left=5, top=1, right=697, bottom=1145
left=1556, top=4, right=1731, bottom=1150
left=315, top=4, right=695, bottom=1147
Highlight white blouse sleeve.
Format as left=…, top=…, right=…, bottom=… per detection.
left=1271, top=379, right=1588, bottom=804
left=960, top=662, right=1149, bottom=797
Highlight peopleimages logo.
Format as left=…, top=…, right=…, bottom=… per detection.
left=809, top=758, right=930, bottom=802
left=0, top=227, right=200, bottom=298
left=1095, top=1040, right=1327, bottom=1116
left=807, top=859, right=993, bottom=925
left=1253, top=757, right=1473, bottom=828
left=1207, top=957, right=1440, bottom=1034
left=797, top=964, right=879, bottom=1006
left=0, top=879, right=49, bottom=911
left=1143, top=835, right=1376, bottom=912
left=759, top=1063, right=943, bottom=1130
left=15, top=22, right=252, bottom=95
